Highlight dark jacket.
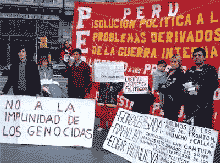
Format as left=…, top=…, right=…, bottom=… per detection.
left=160, top=67, right=185, bottom=98
left=159, top=67, right=185, bottom=121
left=184, top=64, right=219, bottom=117
left=64, top=61, right=91, bottom=90
left=185, top=64, right=218, bottom=100
left=3, top=58, right=41, bottom=96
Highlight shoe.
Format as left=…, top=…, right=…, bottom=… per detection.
left=97, top=127, right=103, bottom=131
left=97, top=103, right=104, bottom=106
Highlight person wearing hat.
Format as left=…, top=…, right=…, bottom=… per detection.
left=64, top=48, right=91, bottom=98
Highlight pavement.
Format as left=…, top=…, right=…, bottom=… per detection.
left=0, top=118, right=219, bottom=163
left=0, top=118, right=130, bottom=163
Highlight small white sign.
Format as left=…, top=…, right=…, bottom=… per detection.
left=123, top=76, right=148, bottom=94
left=94, top=62, right=125, bottom=82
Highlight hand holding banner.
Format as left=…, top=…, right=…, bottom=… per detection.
left=103, top=108, right=218, bottom=163
left=0, top=95, right=95, bottom=148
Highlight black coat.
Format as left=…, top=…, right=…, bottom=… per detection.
left=160, top=67, right=185, bottom=100
left=3, top=59, right=41, bottom=96
left=64, top=61, right=92, bottom=98
left=184, top=64, right=219, bottom=118
left=159, top=67, right=185, bottom=121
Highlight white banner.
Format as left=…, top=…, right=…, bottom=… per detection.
left=103, top=108, right=219, bottom=163
left=124, top=76, right=148, bottom=94
left=94, top=62, right=125, bottom=82
left=0, top=95, right=95, bottom=148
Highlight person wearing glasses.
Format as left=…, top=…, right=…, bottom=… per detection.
left=64, top=48, right=92, bottom=98
left=183, top=47, right=218, bottom=128
left=160, top=54, right=185, bottom=122
left=2, top=46, right=41, bottom=96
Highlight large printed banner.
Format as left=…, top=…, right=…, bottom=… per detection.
left=0, top=95, right=95, bottom=148
left=73, top=0, right=220, bottom=77
left=103, top=108, right=219, bottom=163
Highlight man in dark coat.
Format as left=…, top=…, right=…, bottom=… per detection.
left=183, top=47, right=219, bottom=129
left=2, top=46, right=41, bottom=96
left=64, top=48, right=91, bottom=99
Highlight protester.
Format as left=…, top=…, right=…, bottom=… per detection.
left=64, top=48, right=91, bottom=98
left=152, top=60, right=167, bottom=107
left=97, top=82, right=124, bottom=105
left=2, top=46, right=41, bottom=96
left=60, top=40, right=72, bottom=66
left=160, top=54, right=185, bottom=122
left=39, top=58, right=53, bottom=80
left=183, top=47, right=219, bottom=128
left=39, top=58, right=67, bottom=98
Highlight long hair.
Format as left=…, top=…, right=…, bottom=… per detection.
left=11, top=42, right=31, bottom=63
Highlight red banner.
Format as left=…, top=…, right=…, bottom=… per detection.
left=73, top=0, right=220, bottom=136
left=73, top=0, right=220, bottom=71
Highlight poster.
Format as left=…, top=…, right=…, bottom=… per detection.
left=73, top=1, right=220, bottom=75
left=0, top=95, right=95, bottom=148
left=103, top=108, right=219, bottom=163
left=123, top=76, right=148, bottom=94
left=94, top=61, right=125, bottom=82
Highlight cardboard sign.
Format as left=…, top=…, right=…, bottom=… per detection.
left=0, top=95, right=95, bottom=148
left=103, top=108, right=218, bottom=163
left=124, top=76, right=148, bottom=94
left=94, top=62, right=125, bottom=82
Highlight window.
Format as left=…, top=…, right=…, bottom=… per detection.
left=40, top=36, right=48, bottom=48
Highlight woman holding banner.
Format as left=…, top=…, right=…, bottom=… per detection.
left=160, top=54, right=185, bottom=122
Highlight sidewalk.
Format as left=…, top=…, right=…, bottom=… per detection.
left=0, top=118, right=130, bottom=163
left=0, top=118, right=219, bottom=163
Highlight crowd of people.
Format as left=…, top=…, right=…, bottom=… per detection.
left=2, top=43, right=92, bottom=99
left=152, top=48, right=219, bottom=129
left=1, top=43, right=218, bottom=130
